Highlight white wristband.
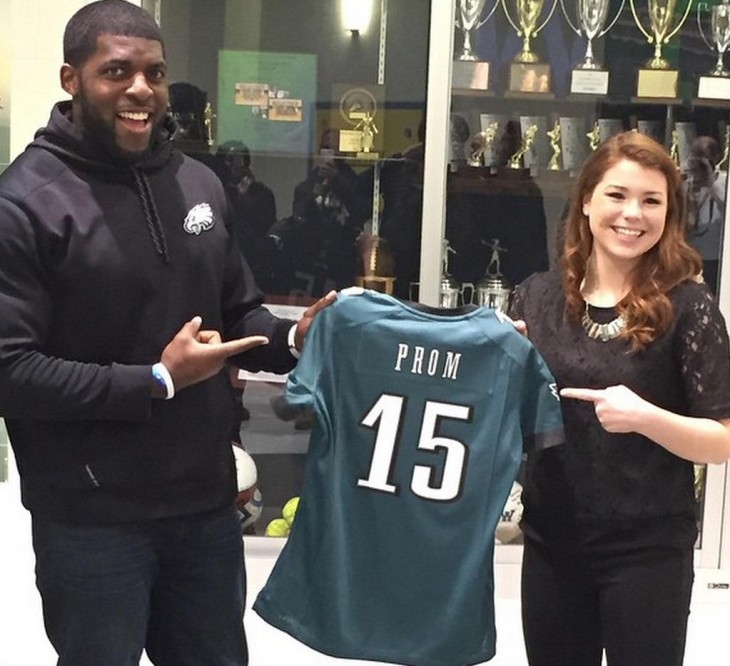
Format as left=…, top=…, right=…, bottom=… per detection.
left=288, top=324, right=301, bottom=359
left=152, top=362, right=175, bottom=400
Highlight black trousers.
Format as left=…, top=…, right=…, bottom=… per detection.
left=521, top=536, right=694, bottom=666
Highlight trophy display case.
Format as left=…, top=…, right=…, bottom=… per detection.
left=136, top=0, right=730, bottom=560
left=447, top=0, right=730, bottom=557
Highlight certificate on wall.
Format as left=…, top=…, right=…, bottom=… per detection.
left=218, top=50, right=316, bottom=155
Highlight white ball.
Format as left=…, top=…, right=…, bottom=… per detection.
left=237, top=487, right=263, bottom=530
left=232, top=445, right=257, bottom=491
left=495, top=481, right=524, bottom=545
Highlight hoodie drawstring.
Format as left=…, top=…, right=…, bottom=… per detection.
left=131, top=168, right=170, bottom=263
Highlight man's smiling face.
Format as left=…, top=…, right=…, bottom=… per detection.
left=61, top=33, right=168, bottom=160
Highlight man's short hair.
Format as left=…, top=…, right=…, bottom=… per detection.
left=63, top=0, right=165, bottom=67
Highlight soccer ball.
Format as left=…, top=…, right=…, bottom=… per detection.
left=495, top=481, right=523, bottom=545
left=232, top=445, right=263, bottom=531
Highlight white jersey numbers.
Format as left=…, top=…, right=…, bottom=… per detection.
left=358, top=393, right=471, bottom=501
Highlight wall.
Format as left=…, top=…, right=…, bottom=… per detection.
left=5, top=0, right=144, bottom=162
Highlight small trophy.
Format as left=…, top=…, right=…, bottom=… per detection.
left=630, top=0, right=693, bottom=98
left=508, top=124, right=539, bottom=168
left=356, top=234, right=395, bottom=294
left=674, top=121, right=697, bottom=168
left=560, top=0, right=626, bottom=95
left=697, top=0, right=730, bottom=99
left=354, top=113, right=379, bottom=154
left=502, top=0, right=559, bottom=93
left=469, top=121, right=500, bottom=166
left=520, top=115, right=550, bottom=168
left=587, top=121, right=601, bottom=151
left=203, top=103, right=216, bottom=147
left=474, top=239, right=512, bottom=312
left=439, top=240, right=463, bottom=308
left=547, top=121, right=562, bottom=169
left=479, top=113, right=510, bottom=165
left=339, top=87, right=381, bottom=159
left=453, top=0, right=500, bottom=89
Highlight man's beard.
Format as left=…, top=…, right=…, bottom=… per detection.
left=78, top=91, right=163, bottom=164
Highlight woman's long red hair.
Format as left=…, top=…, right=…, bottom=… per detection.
left=561, top=131, right=702, bottom=351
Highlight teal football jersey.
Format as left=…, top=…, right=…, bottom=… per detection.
left=254, top=289, right=563, bottom=666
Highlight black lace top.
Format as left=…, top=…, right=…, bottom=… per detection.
left=510, top=271, right=730, bottom=550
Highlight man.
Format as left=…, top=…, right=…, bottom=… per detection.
left=0, top=2, right=332, bottom=665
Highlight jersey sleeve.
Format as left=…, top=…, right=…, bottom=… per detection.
left=284, top=302, right=334, bottom=408
left=520, top=344, right=565, bottom=454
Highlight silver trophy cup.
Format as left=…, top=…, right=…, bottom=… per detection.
left=456, top=0, right=500, bottom=60
left=698, top=1, right=730, bottom=76
left=560, top=0, right=625, bottom=69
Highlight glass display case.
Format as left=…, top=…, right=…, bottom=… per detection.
left=147, top=0, right=432, bottom=533
left=441, top=0, right=730, bottom=564
left=141, top=0, right=730, bottom=562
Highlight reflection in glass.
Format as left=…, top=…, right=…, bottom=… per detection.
left=684, top=134, right=727, bottom=295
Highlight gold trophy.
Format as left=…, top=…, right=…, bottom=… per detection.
left=469, top=121, right=500, bottom=166
left=630, top=0, right=693, bottom=98
left=547, top=121, right=562, bottom=169
left=356, top=234, right=395, bottom=294
left=587, top=121, right=601, bottom=151
left=502, top=0, right=559, bottom=93
left=508, top=124, right=539, bottom=168
left=697, top=0, right=730, bottom=99
left=203, top=103, right=216, bottom=147
left=560, top=0, right=626, bottom=94
left=453, top=0, right=501, bottom=89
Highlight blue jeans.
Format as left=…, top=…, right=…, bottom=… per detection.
left=31, top=506, right=248, bottom=666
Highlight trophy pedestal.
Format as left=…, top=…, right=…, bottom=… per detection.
left=698, top=75, right=730, bottom=100
left=356, top=276, right=395, bottom=294
left=452, top=60, right=490, bottom=91
left=636, top=69, right=679, bottom=98
left=570, top=69, right=609, bottom=96
left=509, top=63, right=552, bottom=94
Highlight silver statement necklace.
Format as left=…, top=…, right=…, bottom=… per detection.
left=581, top=303, right=626, bottom=342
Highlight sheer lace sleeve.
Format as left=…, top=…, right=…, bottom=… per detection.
left=674, top=283, right=730, bottom=420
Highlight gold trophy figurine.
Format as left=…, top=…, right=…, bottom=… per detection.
left=469, top=122, right=499, bottom=166
left=508, top=124, right=539, bottom=168
left=547, top=121, right=562, bottom=170
left=203, top=102, right=216, bottom=147
left=669, top=128, right=680, bottom=166
left=586, top=121, right=600, bottom=151
left=354, top=112, right=379, bottom=155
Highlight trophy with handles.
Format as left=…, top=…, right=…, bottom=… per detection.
left=697, top=0, right=730, bottom=98
left=629, top=0, right=694, bottom=98
left=502, top=0, right=559, bottom=93
left=560, top=0, right=626, bottom=94
left=453, top=0, right=501, bottom=89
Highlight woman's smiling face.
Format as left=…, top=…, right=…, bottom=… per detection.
left=583, top=158, right=668, bottom=269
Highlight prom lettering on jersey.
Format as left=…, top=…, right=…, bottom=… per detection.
left=393, top=344, right=461, bottom=380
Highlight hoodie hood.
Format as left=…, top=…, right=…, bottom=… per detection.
left=26, top=101, right=176, bottom=262
left=30, top=100, right=178, bottom=172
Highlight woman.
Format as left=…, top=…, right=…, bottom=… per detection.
left=510, top=131, right=730, bottom=666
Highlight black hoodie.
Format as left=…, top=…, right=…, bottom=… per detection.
left=0, top=102, right=295, bottom=523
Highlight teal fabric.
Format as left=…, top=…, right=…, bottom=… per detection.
left=254, top=289, right=563, bottom=666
